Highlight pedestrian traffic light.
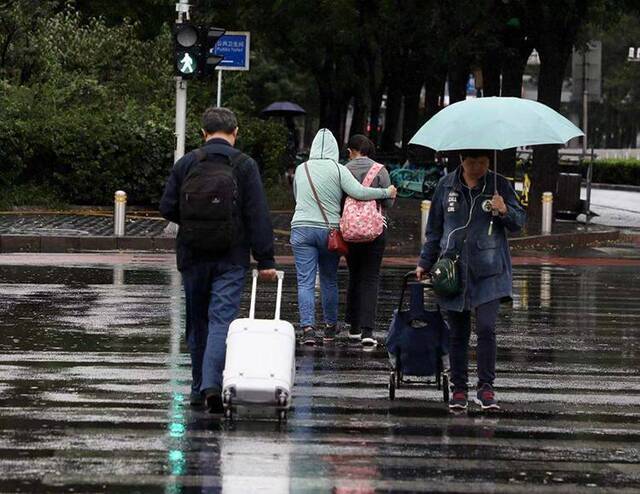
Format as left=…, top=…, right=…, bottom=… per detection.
left=201, top=27, right=226, bottom=77
left=173, top=24, right=225, bottom=79
left=173, top=23, right=201, bottom=79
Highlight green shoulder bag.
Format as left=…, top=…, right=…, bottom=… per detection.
left=429, top=256, right=462, bottom=297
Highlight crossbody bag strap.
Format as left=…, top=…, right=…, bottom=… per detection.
left=304, top=163, right=330, bottom=228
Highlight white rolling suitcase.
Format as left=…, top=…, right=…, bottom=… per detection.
left=222, top=269, right=295, bottom=422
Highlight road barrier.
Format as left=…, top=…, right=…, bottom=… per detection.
left=114, top=190, right=127, bottom=237
left=542, top=192, right=553, bottom=235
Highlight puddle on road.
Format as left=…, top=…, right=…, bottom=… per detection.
left=0, top=262, right=639, bottom=491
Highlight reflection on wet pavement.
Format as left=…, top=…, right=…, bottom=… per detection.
left=0, top=260, right=639, bottom=492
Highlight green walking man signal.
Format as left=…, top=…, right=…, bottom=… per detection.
left=173, top=23, right=225, bottom=79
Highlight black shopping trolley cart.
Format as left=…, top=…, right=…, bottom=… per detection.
left=386, top=271, right=449, bottom=402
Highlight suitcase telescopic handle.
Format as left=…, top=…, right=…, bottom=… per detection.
left=249, top=269, right=285, bottom=320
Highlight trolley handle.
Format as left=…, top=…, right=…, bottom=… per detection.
left=249, top=269, right=285, bottom=320
left=397, top=270, right=433, bottom=312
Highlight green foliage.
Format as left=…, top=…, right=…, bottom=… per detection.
left=0, top=7, right=176, bottom=206
left=265, top=182, right=295, bottom=211
left=0, top=183, right=66, bottom=210
left=590, top=159, right=640, bottom=186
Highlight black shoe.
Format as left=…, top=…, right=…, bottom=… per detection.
left=203, top=388, right=224, bottom=414
left=348, top=325, right=362, bottom=341
left=301, top=326, right=317, bottom=346
left=323, top=324, right=339, bottom=341
left=449, top=389, right=468, bottom=410
left=474, top=383, right=500, bottom=410
left=361, top=328, right=377, bottom=348
left=189, top=391, right=205, bottom=407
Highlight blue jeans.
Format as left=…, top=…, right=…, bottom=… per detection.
left=182, top=261, right=246, bottom=394
left=290, top=227, right=340, bottom=328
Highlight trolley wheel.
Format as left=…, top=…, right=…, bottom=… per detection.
left=388, top=372, right=396, bottom=401
left=442, top=374, right=449, bottom=403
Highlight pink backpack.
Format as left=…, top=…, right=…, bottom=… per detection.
left=340, top=163, right=386, bottom=243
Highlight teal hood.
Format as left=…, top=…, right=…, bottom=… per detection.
left=309, top=128, right=339, bottom=162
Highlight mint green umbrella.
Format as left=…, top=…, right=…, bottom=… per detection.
left=409, top=97, right=584, bottom=234
left=409, top=96, right=583, bottom=151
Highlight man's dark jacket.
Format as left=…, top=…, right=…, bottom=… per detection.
left=159, top=138, right=276, bottom=272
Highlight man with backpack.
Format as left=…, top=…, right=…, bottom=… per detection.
left=160, top=107, right=277, bottom=413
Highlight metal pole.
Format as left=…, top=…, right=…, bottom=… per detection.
left=175, top=79, right=187, bottom=161
left=114, top=190, right=127, bottom=237
left=541, top=192, right=553, bottom=235
left=586, top=147, right=594, bottom=224
left=420, top=200, right=431, bottom=245
left=582, top=50, right=588, bottom=156
left=216, top=70, right=223, bottom=107
left=174, top=0, right=190, bottom=162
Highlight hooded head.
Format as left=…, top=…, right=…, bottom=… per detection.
left=309, top=128, right=339, bottom=163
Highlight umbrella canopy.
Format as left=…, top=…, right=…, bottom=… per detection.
left=409, top=97, right=583, bottom=151
left=261, top=101, right=306, bottom=116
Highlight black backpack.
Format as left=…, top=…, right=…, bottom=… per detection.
left=178, top=148, right=247, bottom=253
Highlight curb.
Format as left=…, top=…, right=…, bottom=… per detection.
left=590, top=183, right=640, bottom=192
left=1, top=229, right=634, bottom=255
left=0, top=235, right=174, bottom=254
left=508, top=229, right=623, bottom=250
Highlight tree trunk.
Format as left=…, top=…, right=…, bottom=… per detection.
left=381, top=83, right=402, bottom=153
left=499, top=45, right=531, bottom=182
left=402, top=83, right=422, bottom=154
left=369, top=90, right=384, bottom=145
left=481, top=51, right=502, bottom=97
left=448, top=64, right=469, bottom=104
left=528, top=47, right=570, bottom=232
left=350, top=94, right=368, bottom=137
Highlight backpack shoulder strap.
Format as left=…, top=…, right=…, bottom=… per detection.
left=193, top=148, right=208, bottom=162
left=362, top=162, right=383, bottom=187
left=230, top=151, right=250, bottom=168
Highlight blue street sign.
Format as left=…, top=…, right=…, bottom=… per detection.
left=213, top=32, right=250, bottom=71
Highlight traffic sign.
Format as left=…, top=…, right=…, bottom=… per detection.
left=213, top=32, right=250, bottom=71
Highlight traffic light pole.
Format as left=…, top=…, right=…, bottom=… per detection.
left=216, top=70, right=223, bottom=107
left=175, top=79, right=187, bottom=161
left=174, top=0, right=190, bottom=162
left=165, top=0, right=191, bottom=237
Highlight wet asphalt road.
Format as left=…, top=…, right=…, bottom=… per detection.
left=0, top=256, right=639, bottom=493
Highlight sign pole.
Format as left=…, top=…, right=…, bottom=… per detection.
left=174, top=0, right=190, bottom=162
left=216, top=70, right=223, bottom=107
left=582, top=50, right=588, bottom=157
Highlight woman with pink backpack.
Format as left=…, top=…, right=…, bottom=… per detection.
left=342, top=135, right=395, bottom=348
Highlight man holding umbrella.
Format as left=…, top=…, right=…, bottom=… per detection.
left=416, top=149, right=525, bottom=410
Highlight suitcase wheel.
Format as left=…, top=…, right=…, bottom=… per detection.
left=223, top=390, right=233, bottom=420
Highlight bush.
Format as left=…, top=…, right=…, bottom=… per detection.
left=0, top=6, right=289, bottom=207
left=589, top=159, right=640, bottom=186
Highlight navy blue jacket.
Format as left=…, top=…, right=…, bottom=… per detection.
left=419, top=167, right=526, bottom=311
left=159, top=138, right=276, bottom=272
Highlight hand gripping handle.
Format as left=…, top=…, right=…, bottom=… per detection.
left=249, top=269, right=285, bottom=320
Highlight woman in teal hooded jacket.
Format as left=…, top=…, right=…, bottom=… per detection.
left=291, top=129, right=397, bottom=345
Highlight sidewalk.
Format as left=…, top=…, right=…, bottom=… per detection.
left=0, top=199, right=638, bottom=255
